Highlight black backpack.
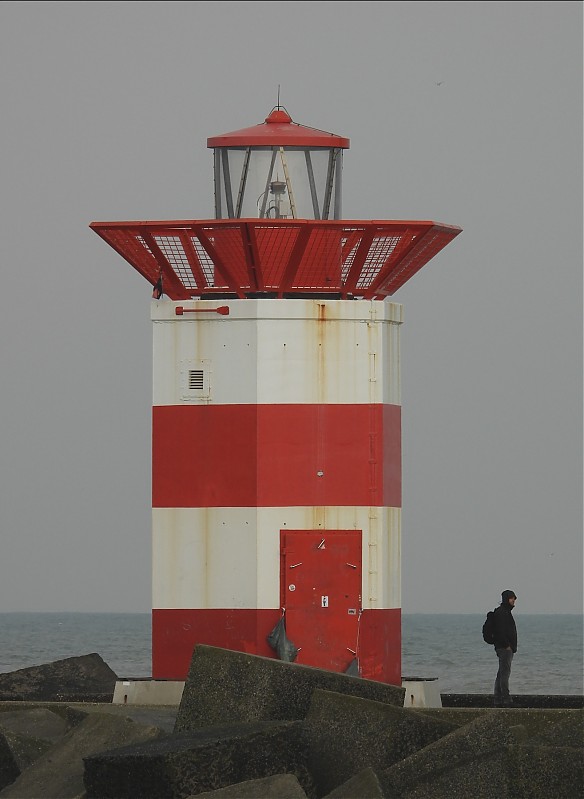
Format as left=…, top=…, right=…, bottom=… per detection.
left=482, top=610, right=496, bottom=644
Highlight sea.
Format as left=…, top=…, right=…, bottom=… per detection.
left=0, top=613, right=582, bottom=696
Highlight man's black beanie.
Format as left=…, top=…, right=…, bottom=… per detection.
left=502, top=590, right=517, bottom=603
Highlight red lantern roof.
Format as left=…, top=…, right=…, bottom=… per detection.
left=207, top=107, right=350, bottom=148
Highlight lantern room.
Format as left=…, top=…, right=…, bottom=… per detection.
left=208, top=107, right=349, bottom=220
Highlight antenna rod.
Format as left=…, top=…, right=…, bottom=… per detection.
left=277, top=84, right=281, bottom=109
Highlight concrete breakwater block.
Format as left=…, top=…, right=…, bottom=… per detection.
left=0, top=728, right=53, bottom=792
left=419, top=706, right=584, bottom=742
left=385, top=747, right=512, bottom=798
left=83, top=720, right=314, bottom=799
left=528, top=712, right=584, bottom=746
left=320, top=767, right=385, bottom=799
left=378, top=712, right=520, bottom=795
left=188, top=773, right=308, bottom=797
left=0, top=708, right=69, bottom=791
left=0, top=654, right=118, bottom=703
left=375, top=744, right=583, bottom=798
left=377, top=712, right=584, bottom=798
left=175, top=645, right=405, bottom=732
left=65, top=701, right=179, bottom=734
left=304, top=689, right=457, bottom=796
left=0, top=707, right=69, bottom=743
left=506, top=743, right=584, bottom=799
left=0, top=733, right=23, bottom=793
left=0, top=711, right=165, bottom=798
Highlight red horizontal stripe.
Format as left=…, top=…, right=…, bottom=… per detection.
left=152, top=608, right=280, bottom=680
left=152, top=404, right=401, bottom=508
left=359, top=608, right=401, bottom=686
left=152, top=607, right=401, bottom=684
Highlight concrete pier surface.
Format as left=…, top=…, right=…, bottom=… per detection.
left=0, top=648, right=581, bottom=798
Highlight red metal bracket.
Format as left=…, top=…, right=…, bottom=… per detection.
left=175, top=306, right=230, bottom=316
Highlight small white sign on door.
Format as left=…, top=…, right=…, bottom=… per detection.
left=321, top=595, right=329, bottom=607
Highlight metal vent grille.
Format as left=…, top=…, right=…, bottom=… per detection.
left=189, top=370, right=204, bottom=390
left=180, top=359, right=210, bottom=401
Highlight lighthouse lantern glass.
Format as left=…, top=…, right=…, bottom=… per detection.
left=213, top=146, right=343, bottom=220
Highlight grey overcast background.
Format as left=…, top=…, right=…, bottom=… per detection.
left=0, top=1, right=581, bottom=615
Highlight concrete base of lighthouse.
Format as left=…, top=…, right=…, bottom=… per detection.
left=112, top=679, right=185, bottom=706
left=112, top=677, right=441, bottom=708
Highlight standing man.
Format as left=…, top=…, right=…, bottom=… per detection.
left=493, top=590, right=518, bottom=707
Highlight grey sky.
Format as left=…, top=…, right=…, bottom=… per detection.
left=0, top=1, right=581, bottom=615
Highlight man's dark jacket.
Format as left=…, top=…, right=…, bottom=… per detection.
left=492, top=603, right=517, bottom=652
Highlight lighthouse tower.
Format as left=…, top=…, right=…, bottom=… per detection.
left=91, top=107, right=461, bottom=685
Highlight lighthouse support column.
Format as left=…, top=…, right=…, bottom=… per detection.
left=151, top=298, right=402, bottom=684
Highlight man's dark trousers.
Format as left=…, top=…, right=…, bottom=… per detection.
left=494, top=647, right=514, bottom=706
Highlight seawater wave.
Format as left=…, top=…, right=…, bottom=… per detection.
left=0, top=612, right=582, bottom=695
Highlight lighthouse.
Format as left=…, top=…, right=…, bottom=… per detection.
left=91, top=107, right=461, bottom=685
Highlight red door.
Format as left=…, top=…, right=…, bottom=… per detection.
left=280, top=530, right=362, bottom=673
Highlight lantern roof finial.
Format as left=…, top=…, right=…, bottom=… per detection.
left=265, top=107, right=292, bottom=124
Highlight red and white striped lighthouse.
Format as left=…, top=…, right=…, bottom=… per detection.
left=91, top=107, right=461, bottom=685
